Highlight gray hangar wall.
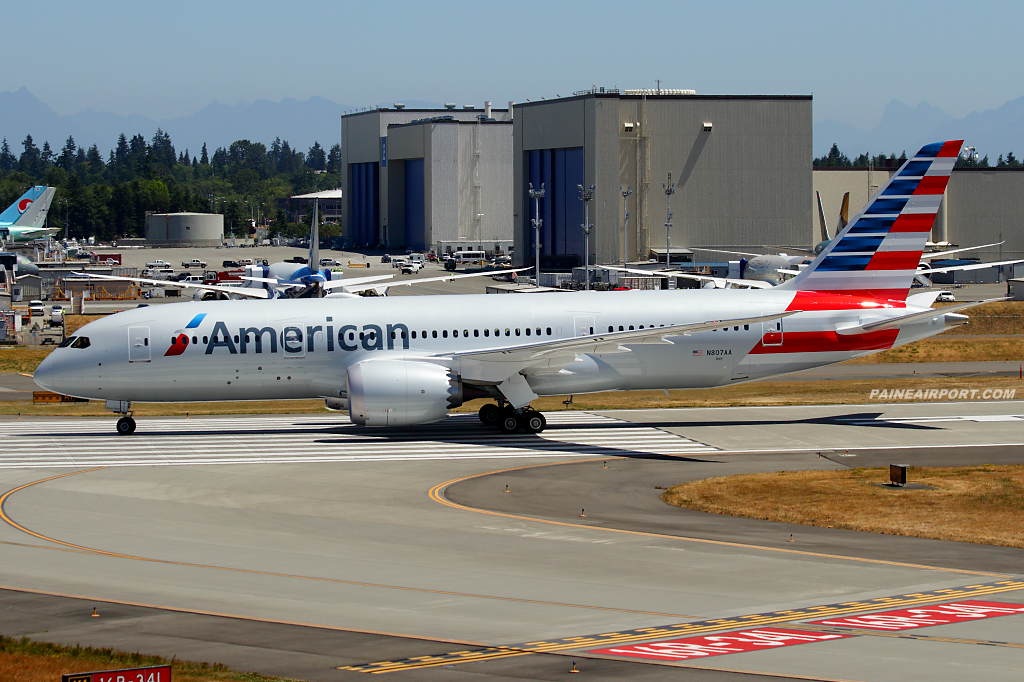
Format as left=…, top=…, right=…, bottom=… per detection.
left=512, top=94, right=813, bottom=266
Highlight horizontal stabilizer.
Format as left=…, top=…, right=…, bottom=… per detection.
left=836, top=297, right=1006, bottom=336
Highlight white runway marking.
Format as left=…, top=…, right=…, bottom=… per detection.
left=0, top=412, right=719, bottom=468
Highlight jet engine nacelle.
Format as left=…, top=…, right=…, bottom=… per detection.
left=347, top=360, right=463, bottom=426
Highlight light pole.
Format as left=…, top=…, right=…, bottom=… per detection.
left=663, top=172, right=676, bottom=269
left=620, top=185, right=632, bottom=265
left=529, top=182, right=545, bottom=285
left=578, top=184, right=595, bottom=290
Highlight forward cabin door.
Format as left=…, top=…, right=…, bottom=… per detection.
left=128, top=326, right=151, bottom=362
left=574, top=316, right=595, bottom=337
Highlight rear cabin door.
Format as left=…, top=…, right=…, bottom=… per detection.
left=762, top=317, right=783, bottom=347
left=128, top=326, right=151, bottom=362
left=574, top=316, right=595, bottom=337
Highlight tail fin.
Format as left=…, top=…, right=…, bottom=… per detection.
left=12, top=186, right=55, bottom=228
left=0, top=186, right=47, bottom=225
left=837, top=192, right=850, bottom=232
left=783, top=140, right=961, bottom=300
left=816, top=191, right=830, bottom=242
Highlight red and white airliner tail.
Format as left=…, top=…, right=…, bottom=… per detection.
left=782, top=140, right=963, bottom=301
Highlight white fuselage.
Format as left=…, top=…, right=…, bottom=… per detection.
left=35, top=289, right=954, bottom=405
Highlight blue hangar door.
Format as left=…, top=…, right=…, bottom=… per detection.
left=404, top=159, right=425, bottom=251
left=526, top=148, right=585, bottom=260
left=350, top=162, right=379, bottom=246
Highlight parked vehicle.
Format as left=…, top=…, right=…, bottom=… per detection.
left=222, top=260, right=241, bottom=268
left=49, top=305, right=64, bottom=327
left=145, top=259, right=171, bottom=269
left=181, top=258, right=207, bottom=269
left=29, top=300, right=44, bottom=316
left=181, top=275, right=204, bottom=284
left=936, top=291, right=956, bottom=302
left=320, top=258, right=343, bottom=267
left=401, top=262, right=423, bottom=274
left=286, top=256, right=308, bottom=264
left=380, top=254, right=392, bottom=263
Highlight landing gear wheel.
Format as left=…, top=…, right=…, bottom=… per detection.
left=498, top=412, right=521, bottom=434
left=522, top=411, right=546, bottom=433
left=116, top=416, right=136, bottom=435
left=478, top=403, right=501, bottom=426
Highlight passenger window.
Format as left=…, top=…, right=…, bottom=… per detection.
left=70, top=337, right=91, bottom=349
left=144, top=338, right=149, bottom=346
left=422, top=330, right=427, bottom=338
left=474, top=329, right=479, bottom=337
left=505, top=328, right=510, bottom=336
left=628, top=326, right=634, bottom=331
left=59, top=337, right=76, bottom=348
left=360, top=332, right=365, bottom=340
left=349, top=332, right=356, bottom=340
left=546, top=327, right=551, bottom=335
left=608, top=326, right=613, bottom=333
left=454, top=330, right=459, bottom=338
left=515, top=328, right=520, bottom=336
left=390, top=331, right=396, bottom=339
left=744, top=324, right=749, bottom=330
left=619, top=325, right=624, bottom=331
left=192, top=336, right=197, bottom=344
left=484, top=329, right=490, bottom=337
left=234, top=335, right=239, bottom=343
left=536, top=328, right=541, bottom=335
left=464, top=329, right=469, bottom=337
left=203, top=336, right=209, bottom=343
left=443, top=330, right=448, bottom=338
left=734, top=326, right=739, bottom=331
left=411, top=331, right=417, bottom=339
left=432, top=330, right=437, bottom=338
left=639, top=325, right=644, bottom=329
left=402, top=331, right=407, bottom=339
left=526, top=328, right=531, bottom=336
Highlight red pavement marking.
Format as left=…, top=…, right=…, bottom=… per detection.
left=808, top=600, right=1024, bottom=632
left=589, top=628, right=850, bottom=662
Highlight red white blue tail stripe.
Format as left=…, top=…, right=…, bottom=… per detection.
left=785, top=140, right=962, bottom=301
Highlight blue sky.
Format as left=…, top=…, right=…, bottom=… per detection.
left=6, top=0, right=1022, bottom=127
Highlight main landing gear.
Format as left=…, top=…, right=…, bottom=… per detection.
left=478, top=402, right=546, bottom=434
left=106, top=400, right=136, bottom=435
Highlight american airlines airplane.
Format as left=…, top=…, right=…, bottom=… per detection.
left=36, top=140, right=997, bottom=435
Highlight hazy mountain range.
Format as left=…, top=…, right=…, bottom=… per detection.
left=0, top=88, right=443, bottom=159
left=814, top=96, right=1024, bottom=160
left=1, top=87, right=1021, bottom=162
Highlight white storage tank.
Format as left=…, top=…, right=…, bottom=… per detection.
left=145, top=213, right=223, bottom=246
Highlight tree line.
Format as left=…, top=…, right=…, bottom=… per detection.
left=814, top=143, right=1023, bottom=169
left=0, top=130, right=342, bottom=241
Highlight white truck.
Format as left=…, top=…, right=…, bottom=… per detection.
left=146, top=259, right=171, bottom=268
left=181, top=258, right=207, bottom=269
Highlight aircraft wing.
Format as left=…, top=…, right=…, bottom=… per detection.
left=920, top=241, right=1004, bottom=260
left=836, top=298, right=1006, bottom=336
left=441, top=311, right=801, bottom=396
left=919, top=258, right=1024, bottom=275
left=73, top=272, right=269, bottom=299
left=337, top=268, right=531, bottom=295
left=602, top=265, right=773, bottom=290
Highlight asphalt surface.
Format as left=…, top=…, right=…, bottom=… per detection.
left=1, top=401, right=1023, bottom=681
left=0, top=372, right=37, bottom=401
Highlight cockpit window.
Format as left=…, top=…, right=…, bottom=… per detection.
left=58, top=336, right=77, bottom=348
left=70, top=337, right=91, bottom=349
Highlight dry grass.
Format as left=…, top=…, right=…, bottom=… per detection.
left=663, top=465, right=1024, bottom=547
left=0, top=635, right=296, bottom=682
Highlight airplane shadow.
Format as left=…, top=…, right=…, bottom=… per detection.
left=632, top=412, right=941, bottom=431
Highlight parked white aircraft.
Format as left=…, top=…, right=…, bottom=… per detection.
left=0, top=186, right=59, bottom=243
left=37, top=140, right=1000, bottom=435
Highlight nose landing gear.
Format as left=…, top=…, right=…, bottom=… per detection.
left=106, top=400, right=136, bottom=435
left=116, top=416, right=137, bottom=435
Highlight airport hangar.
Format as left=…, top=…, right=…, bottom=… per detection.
left=341, top=91, right=1024, bottom=274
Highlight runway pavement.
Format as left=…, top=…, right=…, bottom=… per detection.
left=0, top=401, right=1023, bottom=681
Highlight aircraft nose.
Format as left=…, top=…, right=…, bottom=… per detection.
left=34, top=353, right=55, bottom=391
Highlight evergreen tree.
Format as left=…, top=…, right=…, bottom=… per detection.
left=40, top=141, right=55, bottom=168
left=200, top=143, right=209, bottom=165
left=306, top=141, right=326, bottom=170
left=59, top=134, right=78, bottom=168
left=0, top=138, right=15, bottom=171
left=327, top=143, right=342, bottom=174
left=19, top=134, right=41, bottom=176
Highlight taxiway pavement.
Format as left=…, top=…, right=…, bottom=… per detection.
left=0, top=401, right=1022, bottom=681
